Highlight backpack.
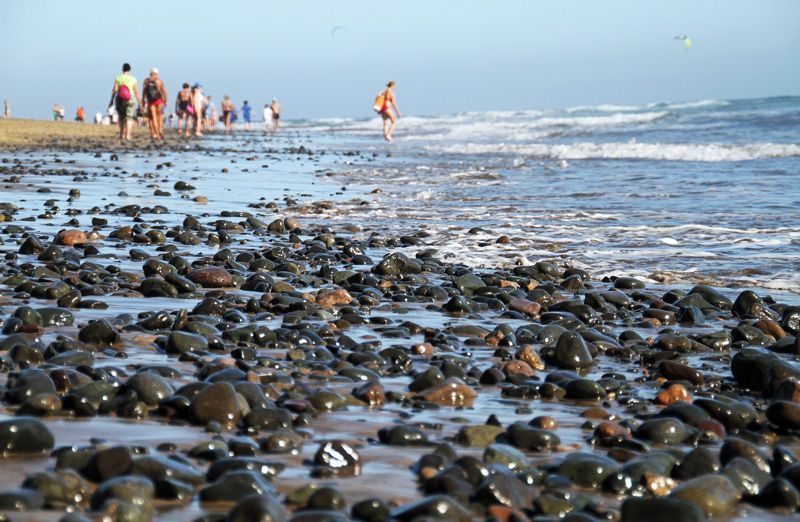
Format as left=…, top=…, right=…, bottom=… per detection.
left=118, top=84, right=131, bottom=102
left=373, top=91, right=386, bottom=113
left=145, top=80, right=160, bottom=102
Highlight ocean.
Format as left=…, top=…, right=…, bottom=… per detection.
left=294, top=95, right=800, bottom=294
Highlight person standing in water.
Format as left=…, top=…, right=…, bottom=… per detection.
left=192, top=84, right=206, bottom=137
left=262, top=103, right=273, bottom=132
left=271, top=98, right=281, bottom=132
left=221, top=95, right=235, bottom=132
left=205, top=95, right=217, bottom=130
left=109, top=63, right=142, bottom=142
left=377, top=81, right=400, bottom=141
left=175, top=83, right=192, bottom=137
left=142, top=68, right=167, bottom=140
left=241, top=100, right=252, bottom=130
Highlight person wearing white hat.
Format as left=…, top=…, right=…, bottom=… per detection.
left=142, top=68, right=167, bottom=140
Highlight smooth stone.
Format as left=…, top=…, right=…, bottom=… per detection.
left=127, top=372, right=174, bottom=406
left=391, top=495, right=472, bottom=521
left=190, top=383, right=243, bottom=426
left=0, top=488, right=45, bottom=511
left=674, top=447, right=721, bottom=480
left=200, top=470, right=274, bottom=502
left=21, top=469, right=89, bottom=507
left=90, top=475, right=154, bottom=512
left=767, top=400, right=800, bottom=430
left=483, top=444, right=529, bottom=472
left=206, top=457, right=285, bottom=482
left=378, top=425, right=429, bottom=446
left=557, top=452, right=620, bottom=489
left=550, top=332, right=593, bottom=369
left=166, top=330, right=209, bottom=355
left=351, top=498, right=391, bottom=522
left=751, top=478, right=800, bottom=511
left=313, top=440, right=361, bottom=477
left=505, top=422, right=560, bottom=452
left=621, top=497, right=705, bottom=522
left=732, top=290, right=778, bottom=320
left=226, top=492, right=288, bottom=522
left=131, top=455, right=204, bottom=485
left=85, top=446, right=133, bottom=482
left=669, top=474, right=741, bottom=517
left=78, top=319, right=120, bottom=346
left=417, top=377, right=476, bottom=405
left=454, top=425, right=503, bottom=447
left=0, top=418, right=54, bottom=454
left=635, top=417, right=690, bottom=445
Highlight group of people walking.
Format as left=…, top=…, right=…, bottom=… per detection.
left=109, top=63, right=282, bottom=142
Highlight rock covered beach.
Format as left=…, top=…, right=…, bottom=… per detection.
left=0, top=129, right=798, bottom=521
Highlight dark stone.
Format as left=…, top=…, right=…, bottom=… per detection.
left=621, top=497, right=705, bottom=522
left=78, top=319, right=120, bottom=346
left=200, top=470, right=274, bottom=502
left=313, top=440, right=361, bottom=477
left=557, top=453, right=620, bottom=489
left=550, top=331, right=593, bottom=369
left=226, top=493, right=288, bottom=522
left=635, top=417, right=690, bottom=445
left=0, top=418, right=54, bottom=454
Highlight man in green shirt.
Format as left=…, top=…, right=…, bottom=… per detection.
left=109, top=63, right=142, bottom=142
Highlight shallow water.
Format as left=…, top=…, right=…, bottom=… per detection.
left=294, top=95, right=800, bottom=294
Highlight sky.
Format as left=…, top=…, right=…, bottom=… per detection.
left=1, top=0, right=798, bottom=120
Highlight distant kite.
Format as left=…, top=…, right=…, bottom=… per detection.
left=674, top=35, right=692, bottom=51
left=331, top=26, right=346, bottom=38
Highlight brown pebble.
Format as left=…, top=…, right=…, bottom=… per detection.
left=530, top=416, right=558, bottom=430
left=656, top=383, right=692, bottom=405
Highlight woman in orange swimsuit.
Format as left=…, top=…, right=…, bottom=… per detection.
left=380, top=81, right=401, bottom=141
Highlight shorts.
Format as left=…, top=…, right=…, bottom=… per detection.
left=273, top=114, right=280, bottom=120
left=116, top=99, right=137, bottom=121
left=148, top=98, right=163, bottom=107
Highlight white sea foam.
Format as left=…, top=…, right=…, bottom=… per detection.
left=664, top=99, right=729, bottom=110
left=432, top=142, right=800, bottom=162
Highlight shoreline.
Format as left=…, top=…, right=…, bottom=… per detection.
left=0, top=125, right=797, bottom=521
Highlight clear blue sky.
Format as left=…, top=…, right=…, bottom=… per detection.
left=2, top=0, right=798, bottom=120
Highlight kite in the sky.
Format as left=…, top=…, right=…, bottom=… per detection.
left=331, top=26, right=346, bottom=38
left=674, top=35, right=692, bottom=51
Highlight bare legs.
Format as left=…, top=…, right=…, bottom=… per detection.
left=178, top=113, right=187, bottom=137
left=382, top=111, right=396, bottom=141
left=147, top=104, right=164, bottom=140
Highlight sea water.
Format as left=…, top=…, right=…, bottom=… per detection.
left=294, top=96, right=800, bottom=294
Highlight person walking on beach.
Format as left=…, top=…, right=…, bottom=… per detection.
left=192, top=84, right=206, bottom=137
left=175, top=83, right=192, bottom=137
left=109, top=63, right=142, bottom=142
left=205, top=96, right=217, bottom=130
left=143, top=68, right=167, bottom=140
left=271, top=98, right=281, bottom=132
left=75, top=106, right=85, bottom=122
left=262, top=103, right=273, bottom=132
left=3, top=100, right=9, bottom=119
left=376, top=81, right=400, bottom=141
left=241, top=100, right=252, bottom=130
left=221, top=95, right=235, bottom=132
